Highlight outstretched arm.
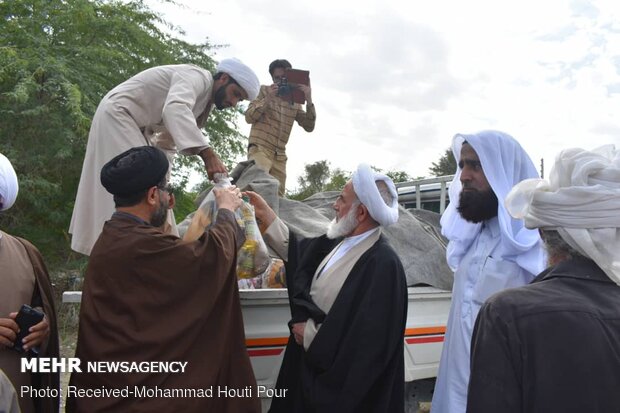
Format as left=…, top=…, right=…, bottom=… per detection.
left=199, top=147, right=228, bottom=180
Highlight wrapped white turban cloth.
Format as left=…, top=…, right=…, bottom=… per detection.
left=506, top=145, right=620, bottom=285
left=0, top=153, right=18, bottom=211
left=217, top=58, right=260, bottom=101
left=352, top=163, right=399, bottom=226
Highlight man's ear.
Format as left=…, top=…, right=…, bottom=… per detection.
left=357, top=203, right=370, bottom=222
left=146, top=187, right=159, bottom=206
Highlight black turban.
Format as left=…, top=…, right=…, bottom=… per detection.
left=100, top=146, right=169, bottom=196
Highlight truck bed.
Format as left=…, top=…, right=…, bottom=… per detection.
left=63, top=285, right=451, bottom=410
left=240, top=286, right=451, bottom=390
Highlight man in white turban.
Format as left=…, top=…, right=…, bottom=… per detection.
left=0, top=153, right=59, bottom=413
left=467, top=145, right=620, bottom=413
left=70, top=58, right=260, bottom=255
left=432, top=130, right=546, bottom=413
left=245, top=164, right=407, bottom=412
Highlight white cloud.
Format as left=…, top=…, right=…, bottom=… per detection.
left=148, top=0, right=620, bottom=190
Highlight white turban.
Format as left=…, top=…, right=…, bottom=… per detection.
left=506, top=144, right=620, bottom=286
left=440, top=130, right=545, bottom=276
left=216, top=58, right=260, bottom=101
left=0, top=153, right=19, bottom=211
left=352, top=163, right=399, bottom=226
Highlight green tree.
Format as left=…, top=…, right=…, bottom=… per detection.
left=290, top=160, right=331, bottom=200
left=0, top=0, right=243, bottom=263
left=429, top=148, right=457, bottom=176
left=385, top=170, right=412, bottom=183
left=324, top=168, right=350, bottom=192
left=290, top=162, right=414, bottom=200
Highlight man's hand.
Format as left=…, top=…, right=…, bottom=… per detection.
left=242, top=191, right=277, bottom=233
left=265, top=84, right=278, bottom=102
left=21, top=314, right=50, bottom=351
left=199, top=147, right=228, bottom=180
left=298, top=80, right=312, bottom=105
left=214, top=186, right=242, bottom=212
left=291, top=322, right=306, bottom=346
left=0, top=316, right=18, bottom=349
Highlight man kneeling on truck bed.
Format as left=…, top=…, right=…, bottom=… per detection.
left=245, top=163, right=407, bottom=413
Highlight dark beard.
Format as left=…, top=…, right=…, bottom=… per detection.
left=457, top=189, right=498, bottom=223
left=214, top=80, right=233, bottom=109
left=150, top=202, right=168, bottom=228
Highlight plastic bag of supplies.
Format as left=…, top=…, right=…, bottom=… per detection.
left=238, top=258, right=286, bottom=289
left=183, top=174, right=233, bottom=242
left=236, top=198, right=270, bottom=279
left=183, top=176, right=270, bottom=279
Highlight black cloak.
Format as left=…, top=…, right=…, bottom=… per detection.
left=269, top=232, right=408, bottom=413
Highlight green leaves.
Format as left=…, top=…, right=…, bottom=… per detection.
left=0, top=0, right=244, bottom=263
left=428, top=148, right=457, bottom=177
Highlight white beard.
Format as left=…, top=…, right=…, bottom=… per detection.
left=326, top=205, right=359, bottom=239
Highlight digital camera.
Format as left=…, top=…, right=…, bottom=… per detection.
left=277, top=77, right=292, bottom=97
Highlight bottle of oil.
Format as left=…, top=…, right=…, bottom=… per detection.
left=237, top=199, right=259, bottom=279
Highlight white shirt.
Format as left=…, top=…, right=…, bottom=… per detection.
left=432, top=217, right=536, bottom=413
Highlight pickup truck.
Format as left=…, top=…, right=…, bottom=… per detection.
left=63, top=287, right=450, bottom=411
left=241, top=287, right=451, bottom=411
left=63, top=175, right=454, bottom=411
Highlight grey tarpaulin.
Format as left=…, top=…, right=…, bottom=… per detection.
left=178, top=161, right=454, bottom=290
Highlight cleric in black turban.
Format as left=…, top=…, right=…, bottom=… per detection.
left=100, top=146, right=169, bottom=196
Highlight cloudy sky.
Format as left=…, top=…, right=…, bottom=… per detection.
left=149, top=0, right=620, bottom=191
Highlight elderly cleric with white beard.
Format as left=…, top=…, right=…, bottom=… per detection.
left=245, top=163, right=408, bottom=412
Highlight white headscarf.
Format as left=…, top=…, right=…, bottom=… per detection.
left=351, top=163, right=399, bottom=226
left=0, top=153, right=19, bottom=211
left=216, top=58, right=260, bottom=101
left=506, top=145, right=620, bottom=285
left=440, top=130, right=545, bottom=275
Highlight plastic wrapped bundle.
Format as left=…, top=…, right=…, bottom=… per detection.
left=236, top=200, right=270, bottom=279
left=183, top=175, right=235, bottom=242
left=238, top=258, right=286, bottom=289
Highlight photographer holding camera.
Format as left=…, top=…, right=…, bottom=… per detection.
left=0, top=153, right=59, bottom=413
left=245, top=59, right=316, bottom=196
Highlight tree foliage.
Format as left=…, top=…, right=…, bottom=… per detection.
left=289, top=161, right=412, bottom=200
left=0, top=0, right=243, bottom=263
left=291, top=160, right=331, bottom=200
left=428, top=148, right=457, bottom=177
left=324, top=168, right=350, bottom=192
left=385, top=170, right=412, bottom=183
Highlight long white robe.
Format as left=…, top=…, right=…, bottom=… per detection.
left=432, top=131, right=546, bottom=413
left=431, top=218, right=537, bottom=413
left=69, top=64, right=214, bottom=255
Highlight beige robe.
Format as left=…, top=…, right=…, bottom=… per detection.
left=0, top=232, right=59, bottom=413
left=69, top=64, right=214, bottom=256
left=0, top=232, right=34, bottom=413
